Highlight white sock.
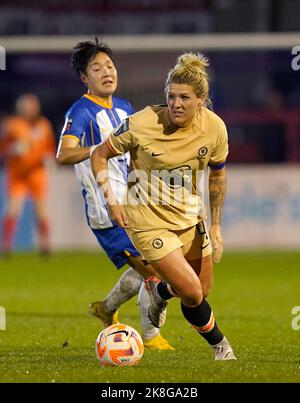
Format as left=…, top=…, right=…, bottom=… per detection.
left=103, top=267, right=142, bottom=313
left=138, top=281, right=160, bottom=340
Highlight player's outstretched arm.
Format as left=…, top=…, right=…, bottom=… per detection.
left=56, top=136, right=91, bottom=165
left=91, top=141, right=129, bottom=228
left=209, top=167, right=227, bottom=264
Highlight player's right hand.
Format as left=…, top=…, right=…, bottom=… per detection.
left=108, top=204, right=130, bottom=228
left=209, top=224, right=224, bottom=264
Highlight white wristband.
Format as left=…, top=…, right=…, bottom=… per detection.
left=89, top=144, right=98, bottom=157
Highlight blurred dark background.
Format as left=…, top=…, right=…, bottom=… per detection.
left=0, top=0, right=300, bottom=164
left=1, top=0, right=300, bottom=35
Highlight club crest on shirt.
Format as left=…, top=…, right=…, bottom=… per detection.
left=198, top=147, right=208, bottom=158
left=66, top=118, right=73, bottom=131
left=152, top=238, right=163, bottom=249
left=113, top=118, right=129, bottom=136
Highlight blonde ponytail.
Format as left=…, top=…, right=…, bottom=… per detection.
left=165, top=52, right=212, bottom=108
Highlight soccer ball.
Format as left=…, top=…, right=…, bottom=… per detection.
left=95, top=323, right=144, bottom=366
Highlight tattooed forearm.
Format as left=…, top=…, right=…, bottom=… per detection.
left=209, top=170, right=227, bottom=225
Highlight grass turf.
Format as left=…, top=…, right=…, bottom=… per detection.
left=0, top=251, right=300, bottom=383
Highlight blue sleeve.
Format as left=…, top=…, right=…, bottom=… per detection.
left=128, top=102, right=135, bottom=115
left=121, top=99, right=135, bottom=115
left=60, top=105, right=88, bottom=142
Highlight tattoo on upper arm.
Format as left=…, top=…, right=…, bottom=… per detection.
left=209, top=175, right=227, bottom=225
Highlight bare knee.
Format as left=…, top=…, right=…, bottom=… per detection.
left=178, top=283, right=203, bottom=307
left=7, top=198, right=23, bottom=217
left=202, top=281, right=212, bottom=299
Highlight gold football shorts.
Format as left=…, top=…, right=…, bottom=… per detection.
left=126, top=221, right=212, bottom=262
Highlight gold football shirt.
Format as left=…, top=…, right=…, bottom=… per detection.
left=107, top=105, right=228, bottom=231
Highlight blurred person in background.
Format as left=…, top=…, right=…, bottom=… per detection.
left=56, top=38, right=173, bottom=350
left=0, top=93, right=55, bottom=256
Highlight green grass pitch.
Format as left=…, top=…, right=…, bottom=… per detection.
left=0, top=251, right=300, bottom=383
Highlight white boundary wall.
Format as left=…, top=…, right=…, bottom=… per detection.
left=49, top=165, right=300, bottom=250
left=47, top=166, right=97, bottom=250
left=1, top=33, right=300, bottom=52
left=223, top=165, right=300, bottom=249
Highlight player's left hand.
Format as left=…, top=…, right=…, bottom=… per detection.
left=209, top=224, right=224, bottom=264
left=108, top=203, right=130, bottom=229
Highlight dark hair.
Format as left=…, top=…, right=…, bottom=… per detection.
left=71, top=37, right=114, bottom=76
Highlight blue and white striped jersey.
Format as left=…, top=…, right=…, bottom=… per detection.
left=61, top=93, right=134, bottom=229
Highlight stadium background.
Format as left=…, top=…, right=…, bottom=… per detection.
left=0, top=0, right=300, bottom=383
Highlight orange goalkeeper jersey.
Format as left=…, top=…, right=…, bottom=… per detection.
left=0, top=115, right=55, bottom=174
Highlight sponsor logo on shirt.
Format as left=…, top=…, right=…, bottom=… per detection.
left=165, top=165, right=192, bottom=189
left=113, top=118, right=129, bottom=137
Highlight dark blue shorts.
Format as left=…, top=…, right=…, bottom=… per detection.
left=92, top=225, right=140, bottom=269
